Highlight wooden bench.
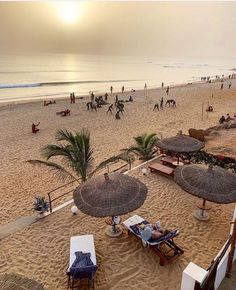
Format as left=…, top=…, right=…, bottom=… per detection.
left=149, top=163, right=174, bottom=177
left=160, top=156, right=177, bottom=167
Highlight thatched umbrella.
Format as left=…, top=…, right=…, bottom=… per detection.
left=174, top=164, right=236, bottom=220
left=73, top=172, right=148, bottom=236
left=0, top=273, right=44, bottom=290
left=157, top=134, right=204, bottom=164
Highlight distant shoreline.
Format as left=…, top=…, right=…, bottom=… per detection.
left=0, top=75, right=232, bottom=108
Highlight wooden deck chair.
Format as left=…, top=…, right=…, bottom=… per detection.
left=123, top=215, right=184, bottom=266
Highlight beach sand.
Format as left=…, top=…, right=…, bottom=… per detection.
left=0, top=79, right=236, bottom=289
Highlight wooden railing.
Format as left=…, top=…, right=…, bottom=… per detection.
left=47, top=160, right=131, bottom=212
left=47, top=180, right=79, bottom=212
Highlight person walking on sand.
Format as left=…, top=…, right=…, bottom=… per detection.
left=161, top=82, right=164, bottom=88
left=70, top=93, right=73, bottom=104
left=229, top=82, right=232, bottom=89
left=107, top=104, right=114, bottom=114
left=104, top=92, right=108, bottom=101
left=110, top=86, right=113, bottom=94
left=153, top=103, right=159, bottom=111
left=32, top=122, right=40, bottom=134
left=144, top=83, right=147, bottom=90
left=122, top=86, right=124, bottom=93
left=72, top=92, right=75, bottom=104
left=220, top=83, right=224, bottom=90
left=115, top=95, right=119, bottom=106
left=166, top=86, right=169, bottom=95
left=159, top=97, right=164, bottom=109
left=90, top=92, right=95, bottom=102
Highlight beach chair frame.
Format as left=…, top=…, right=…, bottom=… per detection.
left=123, top=215, right=184, bottom=266
left=67, top=235, right=97, bottom=290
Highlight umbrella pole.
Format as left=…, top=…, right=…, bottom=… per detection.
left=111, top=216, right=117, bottom=233
left=226, top=219, right=236, bottom=277
left=201, top=199, right=206, bottom=217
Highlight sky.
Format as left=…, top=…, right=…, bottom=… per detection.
left=1, top=1, right=236, bottom=58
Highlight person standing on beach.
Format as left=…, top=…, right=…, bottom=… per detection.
left=115, top=95, right=119, bottom=106
left=104, top=92, right=108, bottom=101
left=160, top=97, right=164, bottom=109
left=166, top=86, right=169, bottom=95
left=144, top=83, right=147, bottom=90
left=122, top=86, right=124, bottom=93
left=161, top=82, right=164, bottom=88
left=220, top=83, right=224, bottom=90
left=229, top=82, right=232, bottom=89
left=72, top=92, right=75, bottom=103
left=70, top=93, right=73, bottom=104
left=90, top=92, right=95, bottom=102
left=110, top=86, right=113, bottom=94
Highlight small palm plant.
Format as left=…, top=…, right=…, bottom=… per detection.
left=126, top=133, right=159, bottom=161
left=28, top=129, right=94, bottom=182
left=33, top=196, right=49, bottom=214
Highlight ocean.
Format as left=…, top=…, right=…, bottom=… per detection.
left=0, top=53, right=235, bottom=103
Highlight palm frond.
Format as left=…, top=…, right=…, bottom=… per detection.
left=41, top=144, right=73, bottom=161
left=55, top=129, right=76, bottom=144
left=144, top=133, right=157, bottom=148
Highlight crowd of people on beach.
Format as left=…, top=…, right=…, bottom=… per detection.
left=200, top=73, right=236, bottom=83
left=32, top=82, right=181, bottom=133
left=32, top=76, right=235, bottom=134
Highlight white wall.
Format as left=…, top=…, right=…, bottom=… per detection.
left=181, top=205, right=236, bottom=290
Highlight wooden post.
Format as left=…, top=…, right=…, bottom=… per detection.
left=226, top=219, right=236, bottom=277
left=48, top=192, right=52, bottom=213
left=202, top=103, right=204, bottom=121
left=207, top=101, right=209, bottom=120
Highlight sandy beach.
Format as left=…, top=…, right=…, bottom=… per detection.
left=0, top=78, right=236, bottom=289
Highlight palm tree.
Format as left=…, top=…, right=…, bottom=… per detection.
left=28, top=129, right=94, bottom=182
left=95, top=133, right=159, bottom=171
left=126, top=133, right=159, bottom=161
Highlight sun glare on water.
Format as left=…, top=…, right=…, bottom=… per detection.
left=54, top=2, right=83, bottom=24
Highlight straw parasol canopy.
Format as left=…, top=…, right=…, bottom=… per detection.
left=73, top=172, right=148, bottom=217
left=0, top=273, right=44, bottom=290
left=174, top=164, right=236, bottom=204
left=156, top=134, right=204, bottom=153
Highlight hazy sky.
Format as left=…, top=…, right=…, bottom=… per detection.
left=1, top=1, right=236, bottom=58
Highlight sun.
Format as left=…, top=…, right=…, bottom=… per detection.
left=54, top=2, right=83, bottom=24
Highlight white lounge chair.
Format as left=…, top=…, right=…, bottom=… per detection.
left=67, top=235, right=97, bottom=289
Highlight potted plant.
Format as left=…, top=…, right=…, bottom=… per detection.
left=33, top=196, right=49, bottom=214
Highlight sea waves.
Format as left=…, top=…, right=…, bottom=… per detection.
left=0, top=79, right=140, bottom=89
